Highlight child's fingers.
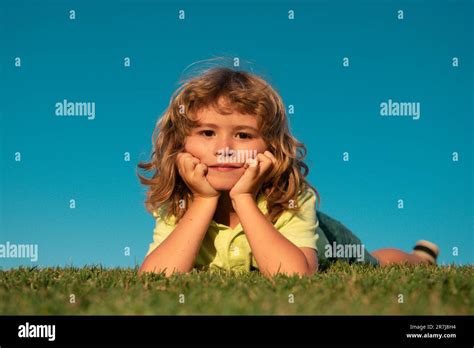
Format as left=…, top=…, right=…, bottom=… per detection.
left=256, top=153, right=273, bottom=175
left=176, top=152, right=192, bottom=168
left=183, top=155, right=200, bottom=174
left=176, top=152, right=200, bottom=179
left=194, top=163, right=208, bottom=177
left=263, top=151, right=277, bottom=166
left=245, top=155, right=257, bottom=168
left=262, top=151, right=278, bottom=179
left=245, top=157, right=259, bottom=177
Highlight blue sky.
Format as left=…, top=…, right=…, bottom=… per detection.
left=1, top=0, right=472, bottom=268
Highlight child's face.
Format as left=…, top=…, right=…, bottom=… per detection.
left=184, top=106, right=267, bottom=191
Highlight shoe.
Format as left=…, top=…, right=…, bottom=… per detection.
left=412, top=240, right=439, bottom=264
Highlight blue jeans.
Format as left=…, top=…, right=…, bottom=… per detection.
left=315, top=211, right=380, bottom=266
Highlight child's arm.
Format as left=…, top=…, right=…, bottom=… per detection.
left=230, top=151, right=318, bottom=277
left=233, top=194, right=317, bottom=277
left=139, top=153, right=220, bottom=276
left=138, top=196, right=218, bottom=276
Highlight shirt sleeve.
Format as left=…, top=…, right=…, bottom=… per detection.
left=276, top=188, right=320, bottom=251
left=145, top=208, right=177, bottom=257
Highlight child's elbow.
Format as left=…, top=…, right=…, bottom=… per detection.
left=303, top=265, right=318, bottom=277
left=293, top=264, right=318, bottom=278
left=295, top=260, right=319, bottom=277
left=263, top=264, right=318, bottom=279
left=306, top=260, right=319, bottom=275
left=138, top=262, right=191, bottom=278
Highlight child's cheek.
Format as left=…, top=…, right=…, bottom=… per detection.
left=184, top=137, right=204, bottom=160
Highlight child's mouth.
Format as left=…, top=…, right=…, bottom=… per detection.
left=210, top=167, right=239, bottom=172
left=208, top=164, right=243, bottom=172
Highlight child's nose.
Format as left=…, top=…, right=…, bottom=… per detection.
left=214, top=135, right=235, bottom=153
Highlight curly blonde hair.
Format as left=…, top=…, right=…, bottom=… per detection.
left=137, top=66, right=320, bottom=223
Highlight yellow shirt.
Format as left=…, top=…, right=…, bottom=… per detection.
left=146, top=188, right=319, bottom=273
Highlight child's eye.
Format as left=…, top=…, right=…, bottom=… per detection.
left=236, top=132, right=253, bottom=139
left=199, top=130, right=215, bottom=137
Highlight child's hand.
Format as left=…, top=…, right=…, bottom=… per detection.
left=176, top=152, right=220, bottom=199
left=229, top=150, right=277, bottom=200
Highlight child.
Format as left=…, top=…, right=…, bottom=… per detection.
left=137, top=66, right=439, bottom=277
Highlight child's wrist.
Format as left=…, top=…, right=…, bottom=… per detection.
left=230, top=193, right=256, bottom=209
left=193, top=194, right=220, bottom=203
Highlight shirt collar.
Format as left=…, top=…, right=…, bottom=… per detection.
left=210, top=193, right=267, bottom=230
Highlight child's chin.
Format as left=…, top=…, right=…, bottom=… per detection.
left=206, top=177, right=238, bottom=191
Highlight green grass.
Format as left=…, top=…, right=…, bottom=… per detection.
left=1, top=262, right=472, bottom=315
